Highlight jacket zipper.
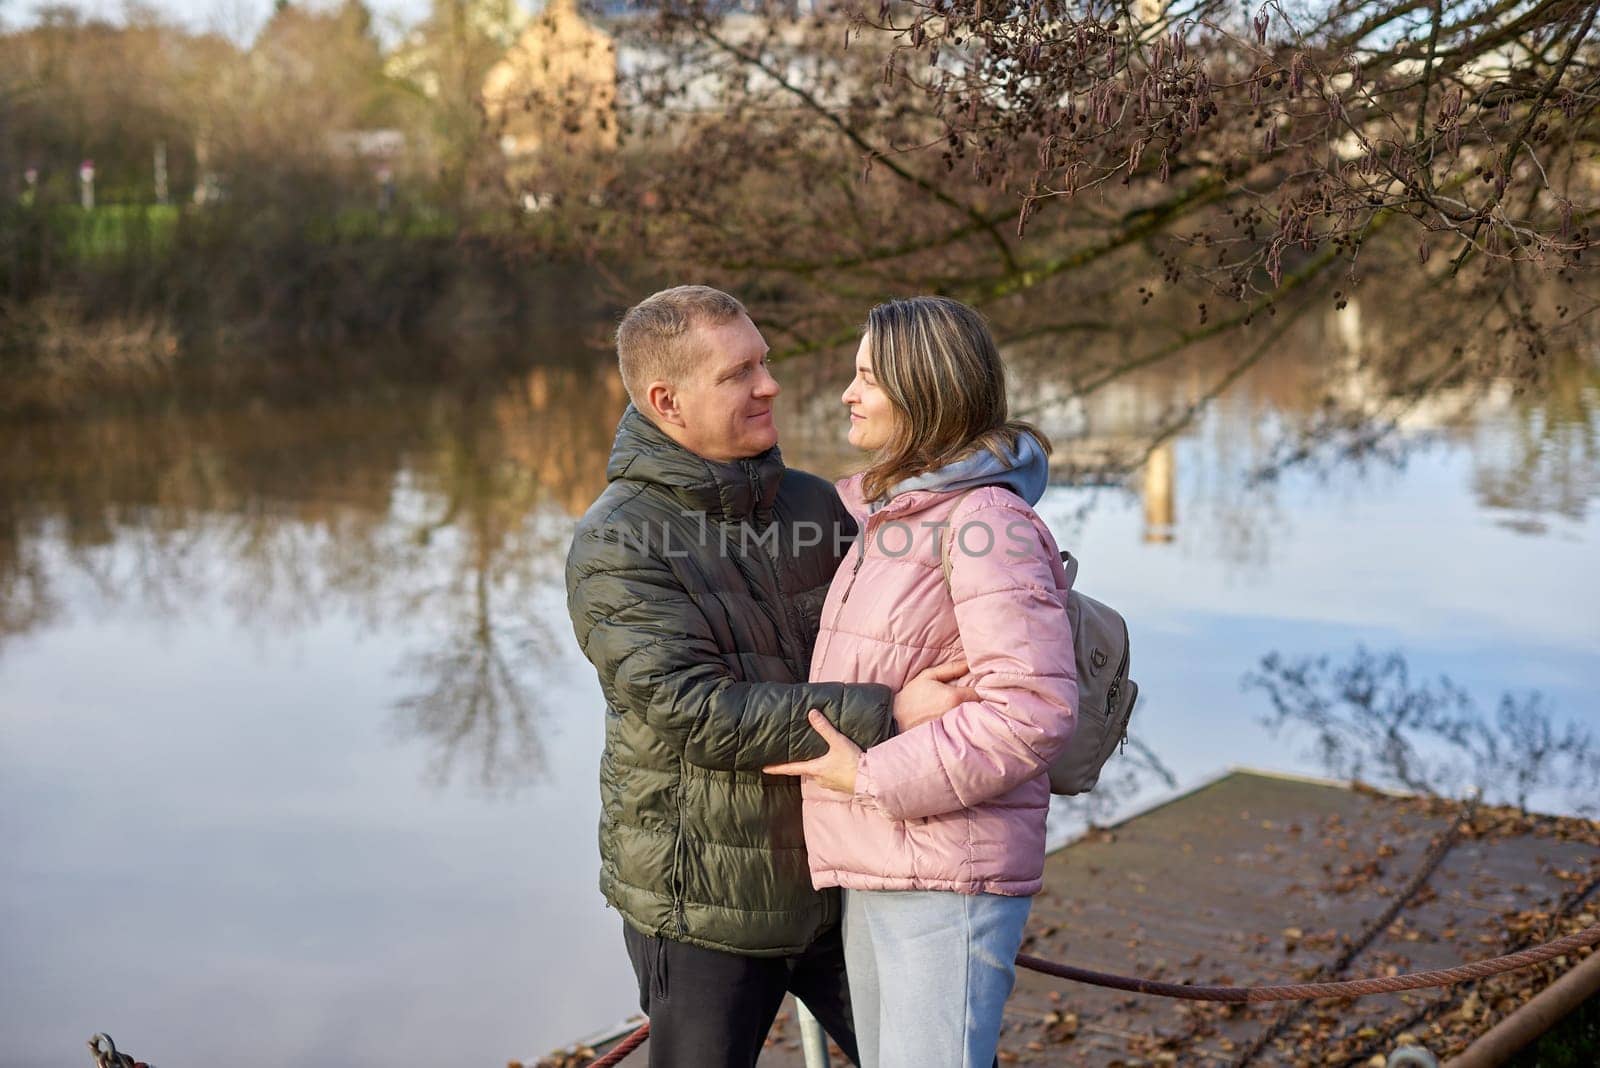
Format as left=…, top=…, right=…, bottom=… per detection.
left=753, top=460, right=810, bottom=667
left=738, top=459, right=802, bottom=667
left=672, top=761, right=688, bottom=936
left=742, top=460, right=761, bottom=517
left=839, top=527, right=868, bottom=605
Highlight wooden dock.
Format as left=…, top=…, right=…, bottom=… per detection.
left=541, top=770, right=1599, bottom=1067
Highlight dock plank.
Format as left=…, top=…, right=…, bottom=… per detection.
left=542, top=771, right=1597, bottom=1068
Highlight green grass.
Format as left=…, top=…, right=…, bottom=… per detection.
left=18, top=201, right=471, bottom=266
left=302, top=205, right=462, bottom=242
left=52, top=204, right=181, bottom=260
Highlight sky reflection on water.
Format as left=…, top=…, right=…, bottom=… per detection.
left=1, top=349, right=1596, bottom=1067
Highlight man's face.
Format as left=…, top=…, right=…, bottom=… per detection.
left=671, top=315, right=781, bottom=463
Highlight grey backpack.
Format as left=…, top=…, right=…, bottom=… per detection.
left=940, top=523, right=1138, bottom=796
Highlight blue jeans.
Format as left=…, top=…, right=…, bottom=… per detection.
left=842, top=889, right=1033, bottom=1068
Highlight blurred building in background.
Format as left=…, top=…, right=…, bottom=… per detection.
left=481, top=0, right=618, bottom=172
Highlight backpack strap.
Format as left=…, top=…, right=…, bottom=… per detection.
left=938, top=489, right=981, bottom=588
left=940, top=490, right=1078, bottom=589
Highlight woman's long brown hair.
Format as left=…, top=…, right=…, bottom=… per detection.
left=859, top=296, right=1052, bottom=503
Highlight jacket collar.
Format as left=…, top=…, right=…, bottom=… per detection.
left=605, top=405, right=784, bottom=523
left=835, top=472, right=959, bottom=526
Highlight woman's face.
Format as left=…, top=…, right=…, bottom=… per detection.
left=841, top=334, right=900, bottom=451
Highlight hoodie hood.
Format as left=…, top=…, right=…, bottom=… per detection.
left=870, top=430, right=1050, bottom=512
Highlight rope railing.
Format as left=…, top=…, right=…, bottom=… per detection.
left=1014, top=924, right=1600, bottom=1003
left=582, top=1022, right=651, bottom=1068
left=1228, top=799, right=1477, bottom=1066
left=579, top=925, right=1600, bottom=1066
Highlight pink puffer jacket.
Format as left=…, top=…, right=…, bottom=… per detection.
left=802, top=474, right=1078, bottom=896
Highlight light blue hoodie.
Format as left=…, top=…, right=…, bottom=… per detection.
left=871, top=429, right=1050, bottom=512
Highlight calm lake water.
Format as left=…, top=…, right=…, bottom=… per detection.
left=2, top=306, right=1597, bottom=1067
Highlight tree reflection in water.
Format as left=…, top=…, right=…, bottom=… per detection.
left=0, top=355, right=629, bottom=792
left=1046, top=732, right=1179, bottom=844
left=387, top=366, right=630, bottom=792
left=390, top=562, right=552, bottom=792
left=1246, top=646, right=1600, bottom=816
left=1472, top=350, right=1600, bottom=532
left=0, top=527, right=57, bottom=647
left=1239, top=291, right=1600, bottom=529
left=0, top=306, right=1596, bottom=794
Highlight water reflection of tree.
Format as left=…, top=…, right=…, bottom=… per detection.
left=1246, top=646, right=1600, bottom=816
left=1246, top=278, right=1600, bottom=487
left=391, top=554, right=551, bottom=792
left=3, top=309, right=1597, bottom=790
left=0, top=516, right=59, bottom=655
left=387, top=371, right=626, bottom=792
left=1471, top=350, right=1600, bottom=530
left=1047, top=732, right=1180, bottom=843
left=0, top=358, right=628, bottom=789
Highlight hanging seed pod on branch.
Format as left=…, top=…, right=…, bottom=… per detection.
left=1442, top=87, right=1463, bottom=121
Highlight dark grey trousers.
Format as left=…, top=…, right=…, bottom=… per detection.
left=621, top=920, right=860, bottom=1068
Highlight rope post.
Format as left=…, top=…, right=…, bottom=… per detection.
left=1445, top=947, right=1600, bottom=1068
left=796, top=998, right=832, bottom=1068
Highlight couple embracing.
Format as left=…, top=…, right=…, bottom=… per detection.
left=565, top=286, right=1078, bottom=1068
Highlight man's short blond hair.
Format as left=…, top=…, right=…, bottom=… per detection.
left=617, top=285, right=749, bottom=410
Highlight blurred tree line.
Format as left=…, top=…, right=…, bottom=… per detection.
left=0, top=0, right=540, bottom=366
left=1, top=0, right=1597, bottom=437
left=0, top=0, right=527, bottom=213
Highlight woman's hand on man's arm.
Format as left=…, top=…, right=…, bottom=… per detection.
left=763, top=710, right=863, bottom=794
left=892, top=659, right=979, bottom=732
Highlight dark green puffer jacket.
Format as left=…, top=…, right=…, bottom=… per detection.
left=566, top=406, right=896, bottom=956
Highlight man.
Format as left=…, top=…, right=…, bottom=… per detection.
left=565, top=286, right=970, bottom=1067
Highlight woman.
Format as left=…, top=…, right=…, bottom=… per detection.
left=764, top=297, right=1078, bottom=1068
